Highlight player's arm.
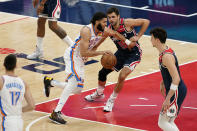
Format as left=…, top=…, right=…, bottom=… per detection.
left=160, top=80, right=165, bottom=97
left=0, top=76, right=3, bottom=90
left=91, top=37, right=107, bottom=51
left=124, top=18, right=150, bottom=49
left=161, top=54, right=180, bottom=113
left=92, top=26, right=127, bottom=51
left=80, top=27, right=107, bottom=57
left=22, top=82, right=35, bottom=112
left=125, top=18, right=150, bottom=40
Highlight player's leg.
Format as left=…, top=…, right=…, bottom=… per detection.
left=104, top=52, right=141, bottom=112
left=27, top=17, right=47, bottom=59
left=49, top=75, right=78, bottom=124
left=43, top=49, right=73, bottom=97
left=47, top=0, right=73, bottom=46
left=49, top=47, right=84, bottom=124
left=84, top=68, right=113, bottom=101
left=48, top=21, right=73, bottom=46
left=43, top=76, right=68, bottom=97
left=103, top=67, right=131, bottom=112
left=85, top=50, right=122, bottom=102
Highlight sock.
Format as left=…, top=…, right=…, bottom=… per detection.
left=54, top=76, right=77, bottom=112
left=36, top=37, right=43, bottom=51
left=62, top=35, right=73, bottom=46
left=109, top=91, right=118, bottom=102
left=51, top=80, right=67, bottom=89
left=97, top=85, right=104, bottom=95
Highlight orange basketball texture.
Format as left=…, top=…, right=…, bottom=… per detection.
left=101, top=53, right=117, bottom=69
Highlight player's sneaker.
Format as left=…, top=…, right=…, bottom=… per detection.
left=103, top=98, right=114, bottom=112
left=44, top=76, right=53, bottom=97
left=84, top=91, right=105, bottom=102
left=49, top=110, right=67, bottom=124
left=27, top=47, right=43, bottom=59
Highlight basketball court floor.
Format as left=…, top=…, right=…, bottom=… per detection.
left=0, top=0, right=197, bottom=130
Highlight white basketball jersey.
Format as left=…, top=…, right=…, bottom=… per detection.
left=0, top=75, right=25, bottom=116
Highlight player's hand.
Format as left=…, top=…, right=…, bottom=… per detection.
left=37, top=4, right=44, bottom=15
left=160, top=81, right=166, bottom=97
left=130, top=36, right=140, bottom=42
left=32, top=0, right=39, bottom=8
left=127, top=41, right=136, bottom=50
left=162, top=99, right=170, bottom=114
left=103, top=27, right=115, bottom=37
left=82, top=57, right=88, bottom=63
left=127, top=36, right=139, bottom=50
left=103, top=50, right=113, bottom=55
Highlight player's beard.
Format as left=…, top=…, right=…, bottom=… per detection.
left=111, top=20, right=118, bottom=27
left=97, top=23, right=104, bottom=32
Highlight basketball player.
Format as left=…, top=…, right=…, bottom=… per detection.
left=43, top=12, right=114, bottom=124
left=0, top=54, right=35, bottom=131
left=27, top=0, right=74, bottom=59
left=85, top=7, right=150, bottom=112
left=150, top=27, right=187, bottom=131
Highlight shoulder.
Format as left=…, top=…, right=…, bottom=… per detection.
left=162, top=53, right=175, bottom=66
left=80, top=26, right=91, bottom=37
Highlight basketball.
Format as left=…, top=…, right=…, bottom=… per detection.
left=101, top=53, right=117, bottom=69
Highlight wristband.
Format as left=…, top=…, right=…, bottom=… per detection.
left=125, top=39, right=131, bottom=45
left=170, top=83, right=178, bottom=91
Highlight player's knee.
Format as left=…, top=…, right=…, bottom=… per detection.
left=118, top=72, right=128, bottom=82
left=48, top=22, right=57, bottom=31
left=38, top=18, right=46, bottom=27
left=98, top=68, right=112, bottom=82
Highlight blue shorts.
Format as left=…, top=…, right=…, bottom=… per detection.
left=40, top=0, right=61, bottom=20
left=114, top=49, right=141, bottom=72
left=167, top=81, right=187, bottom=116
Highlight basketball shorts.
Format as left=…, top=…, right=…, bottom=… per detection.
left=64, top=47, right=84, bottom=88
left=113, top=50, right=142, bottom=72
left=40, top=0, right=61, bottom=20
left=166, top=82, right=187, bottom=117
left=0, top=116, right=23, bottom=131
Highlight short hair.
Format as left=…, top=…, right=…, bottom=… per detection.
left=91, top=12, right=107, bottom=25
left=107, top=6, right=120, bottom=16
left=150, top=27, right=167, bottom=43
left=4, top=54, right=17, bottom=71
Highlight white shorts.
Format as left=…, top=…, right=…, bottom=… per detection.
left=0, top=116, right=23, bottom=131
left=64, top=47, right=84, bottom=88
